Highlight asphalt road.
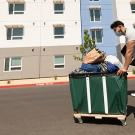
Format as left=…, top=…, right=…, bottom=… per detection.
left=0, top=79, right=135, bottom=135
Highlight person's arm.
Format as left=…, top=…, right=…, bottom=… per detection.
left=123, top=40, right=135, bottom=70
left=117, top=40, right=135, bottom=75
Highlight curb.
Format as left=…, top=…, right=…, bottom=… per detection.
left=0, top=81, right=69, bottom=89
left=128, top=75, right=135, bottom=79
left=0, top=75, right=135, bottom=89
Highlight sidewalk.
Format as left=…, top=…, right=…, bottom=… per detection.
left=0, top=76, right=69, bottom=89
left=0, top=72, right=135, bottom=89
left=127, top=72, right=135, bottom=79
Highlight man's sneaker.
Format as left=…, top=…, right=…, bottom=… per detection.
left=131, top=93, right=135, bottom=97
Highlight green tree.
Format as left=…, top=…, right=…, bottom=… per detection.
left=80, top=30, right=96, bottom=54
left=74, top=30, right=96, bottom=61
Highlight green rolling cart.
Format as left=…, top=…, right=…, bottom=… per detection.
left=69, top=73, right=127, bottom=126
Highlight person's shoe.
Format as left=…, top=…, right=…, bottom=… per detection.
left=131, top=93, right=135, bottom=97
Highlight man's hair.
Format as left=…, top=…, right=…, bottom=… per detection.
left=110, top=21, right=124, bottom=29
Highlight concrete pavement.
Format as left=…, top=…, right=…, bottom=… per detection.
left=0, top=72, right=135, bottom=89
left=0, top=84, right=135, bottom=135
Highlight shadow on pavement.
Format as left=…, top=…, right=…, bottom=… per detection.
left=76, top=104, right=135, bottom=126
left=128, top=90, right=135, bottom=95
left=127, top=105, right=135, bottom=118
left=80, top=117, right=122, bottom=126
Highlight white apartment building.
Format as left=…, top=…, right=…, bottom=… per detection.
left=113, top=0, right=135, bottom=43
left=113, top=0, right=135, bottom=70
left=0, top=0, right=81, bottom=80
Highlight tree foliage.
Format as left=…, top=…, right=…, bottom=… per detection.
left=80, top=30, right=96, bottom=54
left=74, top=30, right=96, bottom=61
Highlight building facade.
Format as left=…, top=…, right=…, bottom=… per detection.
left=80, top=0, right=118, bottom=55
left=0, top=0, right=81, bottom=80
left=113, top=0, right=135, bottom=69
left=112, top=0, right=135, bottom=44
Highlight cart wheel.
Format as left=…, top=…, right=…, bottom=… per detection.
left=121, top=120, right=127, bottom=126
left=73, top=116, right=83, bottom=124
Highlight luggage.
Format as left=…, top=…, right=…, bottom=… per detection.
left=69, top=72, right=127, bottom=125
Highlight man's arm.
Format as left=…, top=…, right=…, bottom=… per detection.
left=123, top=40, right=135, bottom=70
left=117, top=40, right=135, bottom=75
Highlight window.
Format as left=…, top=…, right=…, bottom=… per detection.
left=131, top=3, right=135, bottom=13
left=54, top=26, right=64, bottom=38
left=90, top=0, right=99, bottom=1
left=9, top=3, right=24, bottom=14
left=90, top=8, right=101, bottom=21
left=7, top=27, right=24, bottom=40
left=133, top=24, right=135, bottom=29
left=90, top=29, right=103, bottom=43
left=54, top=3, right=64, bottom=14
left=4, top=57, right=22, bottom=71
left=54, top=55, right=65, bottom=69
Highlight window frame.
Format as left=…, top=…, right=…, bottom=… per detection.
left=90, top=28, right=103, bottom=44
left=6, top=27, right=24, bottom=40
left=89, top=0, right=99, bottom=2
left=53, top=55, right=65, bottom=69
left=53, top=25, right=65, bottom=39
left=4, top=57, right=22, bottom=72
left=54, top=2, right=64, bottom=14
left=89, top=8, right=101, bottom=22
left=8, top=3, right=25, bottom=14
left=130, top=3, right=135, bottom=13
left=133, top=23, right=135, bottom=29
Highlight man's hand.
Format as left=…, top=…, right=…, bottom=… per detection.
left=117, top=68, right=127, bottom=76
